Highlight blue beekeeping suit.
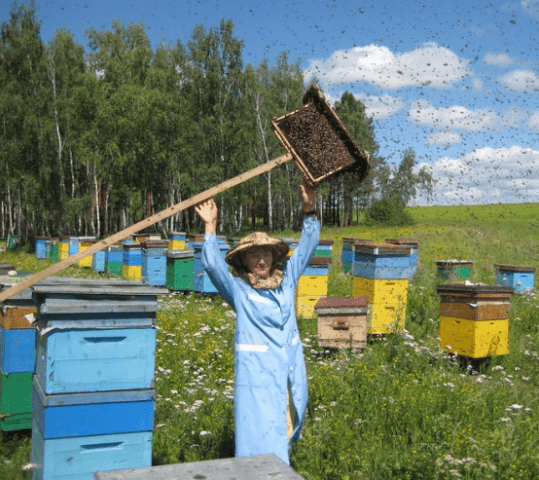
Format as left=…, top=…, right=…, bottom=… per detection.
left=202, top=216, right=320, bottom=464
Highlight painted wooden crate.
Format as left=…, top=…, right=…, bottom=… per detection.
left=314, top=239, right=334, bottom=258
left=106, top=245, right=124, bottom=276
left=49, top=240, right=60, bottom=262
left=296, top=257, right=331, bottom=318
left=92, top=250, right=106, bottom=273
left=193, top=242, right=230, bottom=294
left=437, top=284, right=513, bottom=358
left=166, top=250, right=194, bottom=291
left=32, top=279, right=166, bottom=394
left=495, top=264, right=535, bottom=293
left=341, top=238, right=372, bottom=272
left=353, top=243, right=413, bottom=279
left=141, top=241, right=169, bottom=287
left=168, top=232, right=186, bottom=251
left=94, top=453, right=305, bottom=480
left=315, top=296, right=368, bottom=349
left=352, top=277, right=409, bottom=334
left=31, top=425, right=152, bottom=480
left=35, top=237, right=50, bottom=259
left=0, top=326, right=36, bottom=373
left=59, top=236, right=79, bottom=260
left=0, top=370, right=33, bottom=431
left=123, top=244, right=142, bottom=280
left=386, top=238, right=418, bottom=277
left=77, top=237, right=96, bottom=267
left=32, top=376, right=154, bottom=439
left=436, top=260, right=473, bottom=283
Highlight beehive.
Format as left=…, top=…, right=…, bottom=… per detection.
left=315, top=239, right=333, bottom=258
left=77, top=237, right=96, bottom=268
left=92, top=250, right=106, bottom=273
left=341, top=238, right=372, bottom=272
left=495, top=264, right=535, bottom=294
left=123, top=243, right=142, bottom=280
left=0, top=371, right=33, bottom=431
left=296, top=257, right=331, bottom=318
left=105, top=244, right=124, bottom=276
left=30, top=279, right=166, bottom=479
left=436, top=260, right=473, bottom=283
left=141, top=241, right=169, bottom=287
left=35, top=237, right=50, bottom=259
left=438, top=284, right=513, bottom=358
left=168, top=231, right=186, bottom=250
left=353, top=243, right=413, bottom=279
left=315, top=296, right=368, bottom=349
left=49, top=239, right=60, bottom=262
left=386, top=238, right=419, bottom=279
left=193, top=242, right=230, bottom=294
left=166, top=250, right=194, bottom=291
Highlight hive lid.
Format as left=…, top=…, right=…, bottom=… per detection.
left=315, top=296, right=369, bottom=314
left=494, top=264, right=536, bottom=273
left=353, top=243, right=412, bottom=256
left=436, top=259, right=473, bottom=266
left=318, top=239, right=334, bottom=246
left=167, top=249, right=195, bottom=259
left=140, top=240, right=170, bottom=248
left=437, top=283, right=514, bottom=301
left=386, top=238, right=418, bottom=246
left=309, top=256, right=333, bottom=266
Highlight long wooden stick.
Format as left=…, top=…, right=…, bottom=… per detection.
left=0, top=153, right=293, bottom=302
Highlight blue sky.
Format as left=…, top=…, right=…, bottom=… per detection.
left=2, top=0, right=539, bottom=205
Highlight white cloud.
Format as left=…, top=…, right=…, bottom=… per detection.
left=499, top=70, right=539, bottom=91
left=354, top=94, right=405, bottom=119
left=426, top=132, right=462, bottom=146
left=416, top=146, right=539, bottom=205
left=484, top=53, right=515, bottom=67
left=409, top=100, right=500, bottom=132
left=527, top=111, right=539, bottom=130
left=303, top=43, right=470, bottom=90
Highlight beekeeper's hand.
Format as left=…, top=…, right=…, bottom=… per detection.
left=195, top=199, right=218, bottom=234
left=299, top=178, right=316, bottom=214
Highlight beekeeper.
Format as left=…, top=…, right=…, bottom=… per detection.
left=194, top=179, right=319, bottom=465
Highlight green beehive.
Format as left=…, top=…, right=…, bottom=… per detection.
left=49, top=239, right=60, bottom=262
left=166, top=250, right=194, bottom=291
left=0, top=371, right=33, bottom=431
left=436, top=260, right=473, bottom=283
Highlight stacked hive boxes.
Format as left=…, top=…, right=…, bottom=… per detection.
left=30, top=278, right=166, bottom=480
left=77, top=237, right=96, bottom=268
left=0, top=278, right=36, bottom=432
left=193, top=239, right=230, bottom=294
left=59, top=237, right=78, bottom=260
left=166, top=250, right=194, bottom=291
left=296, top=256, right=332, bottom=318
left=168, top=232, right=186, bottom=250
left=352, top=243, right=413, bottom=334
left=92, top=250, right=106, bottom=273
left=105, top=244, right=124, bottom=276
left=436, top=260, right=473, bottom=283
left=438, top=284, right=513, bottom=358
left=386, top=238, right=418, bottom=279
left=35, top=237, right=50, bottom=259
left=49, top=239, right=60, bottom=262
left=123, top=243, right=142, bottom=280
left=341, top=238, right=372, bottom=272
left=495, top=264, right=535, bottom=294
left=141, top=241, right=169, bottom=287
left=314, top=296, right=369, bottom=349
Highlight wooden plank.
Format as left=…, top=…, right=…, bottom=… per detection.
left=0, top=153, right=293, bottom=302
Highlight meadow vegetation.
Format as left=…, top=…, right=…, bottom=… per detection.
left=1, top=204, right=539, bottom=479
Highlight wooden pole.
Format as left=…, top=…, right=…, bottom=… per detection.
left=0, top=153, right=293, bottom=302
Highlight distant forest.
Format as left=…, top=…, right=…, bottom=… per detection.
left=0, top=3, right=433, bottom=242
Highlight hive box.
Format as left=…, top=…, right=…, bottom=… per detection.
left=436, top=260, right=473, bottom=283
left=341, top=238, right=372, bottom=272
left=141, top=241, right=169, bottom=287
left=123, top=244, right=142, bottom=280
left=0, top=371, right=33, bottom=431
left=193, top=242, right=230, bottom=294
left=35, top=237, right=50, bottom=259
left=78, top=237, right=97, bottom=268
left=166, top=250, right=194, bottom=291
left=32, top=376, right=154, bottom=439
left=315, top=297, right=368, bottom=349
left=314, top=239, right=333, bottom=258
left=31, top=425, right=152, bottom=480
left=386, top=238, right=418, bottom=277
left=106, top=245, right=124, bottom=276
left=353, top=243, right=413, bottom=279
left=168, top=232, right=186, bottom=251
left=296, top=257, right=331, bottom=318
left=438, top=284, right=513, bottom=358
left=495, top=264, right=535, bottom=294
left=0, top=326, right=36, bottom=373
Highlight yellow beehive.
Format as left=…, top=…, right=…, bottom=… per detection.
left=368, top=303, right=406, bottom=334
left=59, top=242, right=70, bottom=260
left=297, top=275, right=329, bottom=296
left=77, top=243, right=94, bottom=267
left=122, top=265, right=142, bottom=281
left=439, top=316, right=509, bottom=358
left=352, top=277, right=408, bottom=304
left=170, top=239, right=186, bottom=250
left=296, top=295, right=325, bottom=318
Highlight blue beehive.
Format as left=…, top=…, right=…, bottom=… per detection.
left=30, top=278, right=166, bottom=480
left=341, top=238, right=372, bottom=272
left=123, top=243, right=142, bottom=266
left=193, top=241, right=230, bottom=294
left=352, top=243, right=414, bottom=279
left=141, top=241, right=169, bottom=287
left=35, top=237, right=50, bottom=259
left=386, top=238, right=419, bottom=278
left=92, top=250, right=106, bottom=273
left=303, top=256, right=332, bottom=276
left=0, top=326, right=36, bottom=373
left=495, top=264, right=535, bottom=293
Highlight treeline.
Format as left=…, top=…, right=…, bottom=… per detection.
left=1, top=2, right=433, bottom=243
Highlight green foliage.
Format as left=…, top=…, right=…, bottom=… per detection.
left=366, top=196, right=416, bottom=226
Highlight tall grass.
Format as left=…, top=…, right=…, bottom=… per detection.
left=2, top=204, right=539, bottom=479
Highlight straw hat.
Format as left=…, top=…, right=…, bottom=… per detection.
left=225, top=232, right=289, bottom=272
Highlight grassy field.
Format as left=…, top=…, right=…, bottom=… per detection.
left=2, top=204, right=539, bottom=479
